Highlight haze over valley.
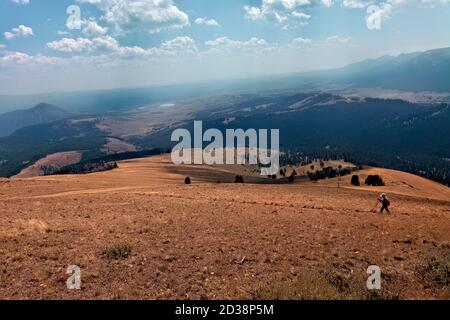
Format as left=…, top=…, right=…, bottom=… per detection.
left=1, top=0, right=449, bottom=302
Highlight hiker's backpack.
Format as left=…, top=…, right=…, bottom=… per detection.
left=383, top=198, right=390, bottom=206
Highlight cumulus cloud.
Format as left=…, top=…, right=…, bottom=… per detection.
left=47, top=36, right=120, bottom=53
left=161, top=36, right=198, bottom=53
left=0, top=52, right=32, bottom=65
left=46, top=34, right=282, bottom=62
left=243, top=0, right=450, bottom=30
left=0, top=51, right=67, bottom=69
left=244, top=0, right=330, bottom=28
left=4, top=25, right=34, bottom=40
left=81, top=20, right=108, bottom=36
left=47, top=35, right=198, bottom=61
left=194, top=18, right=220, bottom=26
left=77, top=0, right=189, bottom=34
left=203, top=36, right=277, bottom=56
left=206, top=37, right=266, bottom=49
left=5, top=35, right=275, bottom=73
left=47, top=37, right=96, bottom=53
left=39, top=33, right=352, bottom=64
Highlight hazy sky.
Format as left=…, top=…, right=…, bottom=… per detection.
left=0, top=0, right=449, bottom=95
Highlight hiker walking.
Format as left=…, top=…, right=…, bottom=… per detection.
left=376, top=193, right=391, bottom=213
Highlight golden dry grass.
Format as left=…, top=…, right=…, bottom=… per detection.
left=0, top=155, right=449, bottom=299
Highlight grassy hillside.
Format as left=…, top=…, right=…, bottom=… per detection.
left=130, top=94, right=450, bottom=186
left=1, top=155, right=448, bottom=299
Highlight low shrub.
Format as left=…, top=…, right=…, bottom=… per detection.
left=102, top=244, right=132, bottom=260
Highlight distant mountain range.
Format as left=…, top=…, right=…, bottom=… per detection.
left=1, top=91, right=448, bottom=186
left=0, top=47, right=449, bottom=185
left=326, top=47, right=450, bottom=92
left=0, top=47, right=449, bottom=115
left=0, top=103, right=72, bottom=137
left=249, top=46, right=450, bottom=93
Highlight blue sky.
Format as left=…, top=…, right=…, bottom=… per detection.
left=0, top=0, right=449, bottom=94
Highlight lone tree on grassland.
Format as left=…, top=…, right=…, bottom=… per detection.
left=288, top=174, right=295, bottom=183
left=365, top=175, right=385, bottom=186
left=351, top=175, right=360, bottom=186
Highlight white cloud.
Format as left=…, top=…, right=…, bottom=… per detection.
left=204, top=37, right=276, bottom=56
left=205, top=37, right=267, bottom=49
left=292, top=11, right=312, bottom=19
left=342, top=0, right=371, bottom=8
left=44, top=34, right=285, bottom=63
left=40, top=33, right=352, bottom=64
left=0, top=51, right=67, bottom=68
left=161, top=36, right=198, bottom=53
left=12, top=0, right=30, bottom=5
left=47, top=35, right=122, bottom=53
left=77, top=0, right=189, bottom=34
left=81, top=20, right=108, bottom=36
left=0, top=52, right=32, bottom=65
left=244, top=0, right=330, bottom=28
left=291, top=37, right=313, bottom=46
left=326, top=35, right=352, bottom=43
left=194, top=18, right=220, bottom=26
left=4, top=25, right=34, bottom=40
left=0, top=36, right=277, bottom=74
left=46, top=35, right=198, bottom=61
left=47, top=37, right=96, bottom=53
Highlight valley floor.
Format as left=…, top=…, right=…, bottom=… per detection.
left=0, top=156, right=449, bottom=299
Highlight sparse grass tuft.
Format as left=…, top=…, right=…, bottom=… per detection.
left=101, top=244, right=132, bottom=260
left=254, top=273, right=343, bottom=300
left=254, top=268, right=400, bottom=300
left=417, top=251, right=450, bottom=296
